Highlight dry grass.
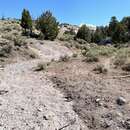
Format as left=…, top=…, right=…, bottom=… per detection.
left=59, top=55, right=70, bottom=62
left=93, top=64, right=108, bottom=74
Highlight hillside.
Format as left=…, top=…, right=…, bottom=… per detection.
left=0, top=20, right=130, bottom=130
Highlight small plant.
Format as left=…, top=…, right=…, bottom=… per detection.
left=0, top=45, right=12, bottom=57
left=113, top=48, right=130, bottom=67
left=93, top=64, right=108, bottom=74
left=34, top=62, right=51, bottom=71
left=34, top=62, right=47, bottom=71
left=72, top=53, right=78, bottom=58
left=122, top=62, right=130, bottom=71
left=59, top=55, right=70, bottom=62
left=83, top=52, right=99, bottom=62
left=84, top=56, right=99, bottom=62
left=14, top=36, right=26, bottom=47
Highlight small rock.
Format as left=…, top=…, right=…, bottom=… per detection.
left=95, top=98, right=103, bottom=106
left=0, top=90, right=8, bottom=95
left=116, top=97, right=126, bottom=105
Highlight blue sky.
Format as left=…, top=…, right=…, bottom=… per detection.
left=0, top=0, right=130, bottom=26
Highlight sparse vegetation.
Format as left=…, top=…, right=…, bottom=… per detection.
left=0, top=45, right=12, bottom=57
left=122, top=62, right=130, bottom=71
left=113, top=48, right=130, bottom=67
left=59, top=55, right=70, bottom=62
left=35, top=62, right=47, bottom=71
left=72, top=53, right=78, bottom=58
left=82, top=45, right=116, bottom=63
left=93, top=64, right=108, bottom=74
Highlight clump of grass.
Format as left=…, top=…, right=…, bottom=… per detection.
left=122, top=63, right=130, bottom=71
left=113, top=48, right=130, bottom=67
left=83, top=51, right=99, bottom=62
left=59, top=34, right=74, bottom=41
left=13, top=36, right=26, bottom=47
left=82, top=45, right=116, bottom=63
left=59, top=55, right=70, bottom=62
left=0, top=45, right=12, bottom=57
left=82, top=45, right=116, bottom=57
left=93, top=64, right=108, bottom=74
left=72, top=53, right=78, bottom=58
left=34, top=62, right=50, bottom=71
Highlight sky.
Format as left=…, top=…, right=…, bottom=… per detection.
left=0, top=0, right=130, bottom=26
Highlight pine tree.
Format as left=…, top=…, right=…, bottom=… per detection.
left=21, top=9, right=32, bottom=34
left=36, top=11, right=59, bottom=40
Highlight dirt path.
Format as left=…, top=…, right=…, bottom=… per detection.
left=0, top=43, right=87, bottom=130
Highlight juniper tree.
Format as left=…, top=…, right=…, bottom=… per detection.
left=21, top=9, right=32, bottom=34
left=76, top=25, right=92, bottom=43
left=36, top=11, right=59, bottom=40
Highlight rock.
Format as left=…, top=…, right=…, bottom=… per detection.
left=116, top=97, right=126, bottom=105
left=95, top=98, right=103, bottom=106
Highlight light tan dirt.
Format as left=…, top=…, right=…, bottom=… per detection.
left=0, top=42, right=87, bottom=130
left=46, top=57, right=130, bottom=130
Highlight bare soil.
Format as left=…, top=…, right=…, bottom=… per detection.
left=46, top=57, right=130, bottom=130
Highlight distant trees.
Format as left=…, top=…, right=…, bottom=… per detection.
left=92, top=26, right=107, bottom=43
left=76, top=25, right=92, bottom=43
left=36, top=11, right=59, bottom=40
left=21, top=9, right=32, bottom=35
left=20, top=9, right=59, bottom=40
left=19, top=8, right=130, bottom=44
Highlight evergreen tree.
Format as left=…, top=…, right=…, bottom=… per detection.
left=108, top=16, right=118, bottom=36
left=112, top=23, right=126, bottom=44
left=92, top=26, right=107, bottom=43
left=36, top=11, right=59, bottom=40
left=76, top=25, right=92, bottom=43
left=21, top=9, right=32, bottom=34
left=121, top=17, right=130, bottom=31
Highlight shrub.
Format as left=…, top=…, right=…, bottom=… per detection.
left=122, top=62, right=130, bottom=71
left=72, top=53, right=78, bottom=58
left=36, top=11, right=59, bottom=41
left=34, top=62, right=47, bottom=71
left=59, top=34, right=74, bottom=41
left=93, top=64, right=108, bottom=74
left=59, top=55, right=70, bottom=62
left=113, top=48, right=130, bottom=66
left=82, top=45, right=116, bottom=58
left=0, top=45, right=12, bottom=57
left=84, top=54, right=99, bottom=62
left=13, top=36, right=26, bottom=47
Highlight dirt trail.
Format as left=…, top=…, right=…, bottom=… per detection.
left=0, top=42, right=86, bottom=130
